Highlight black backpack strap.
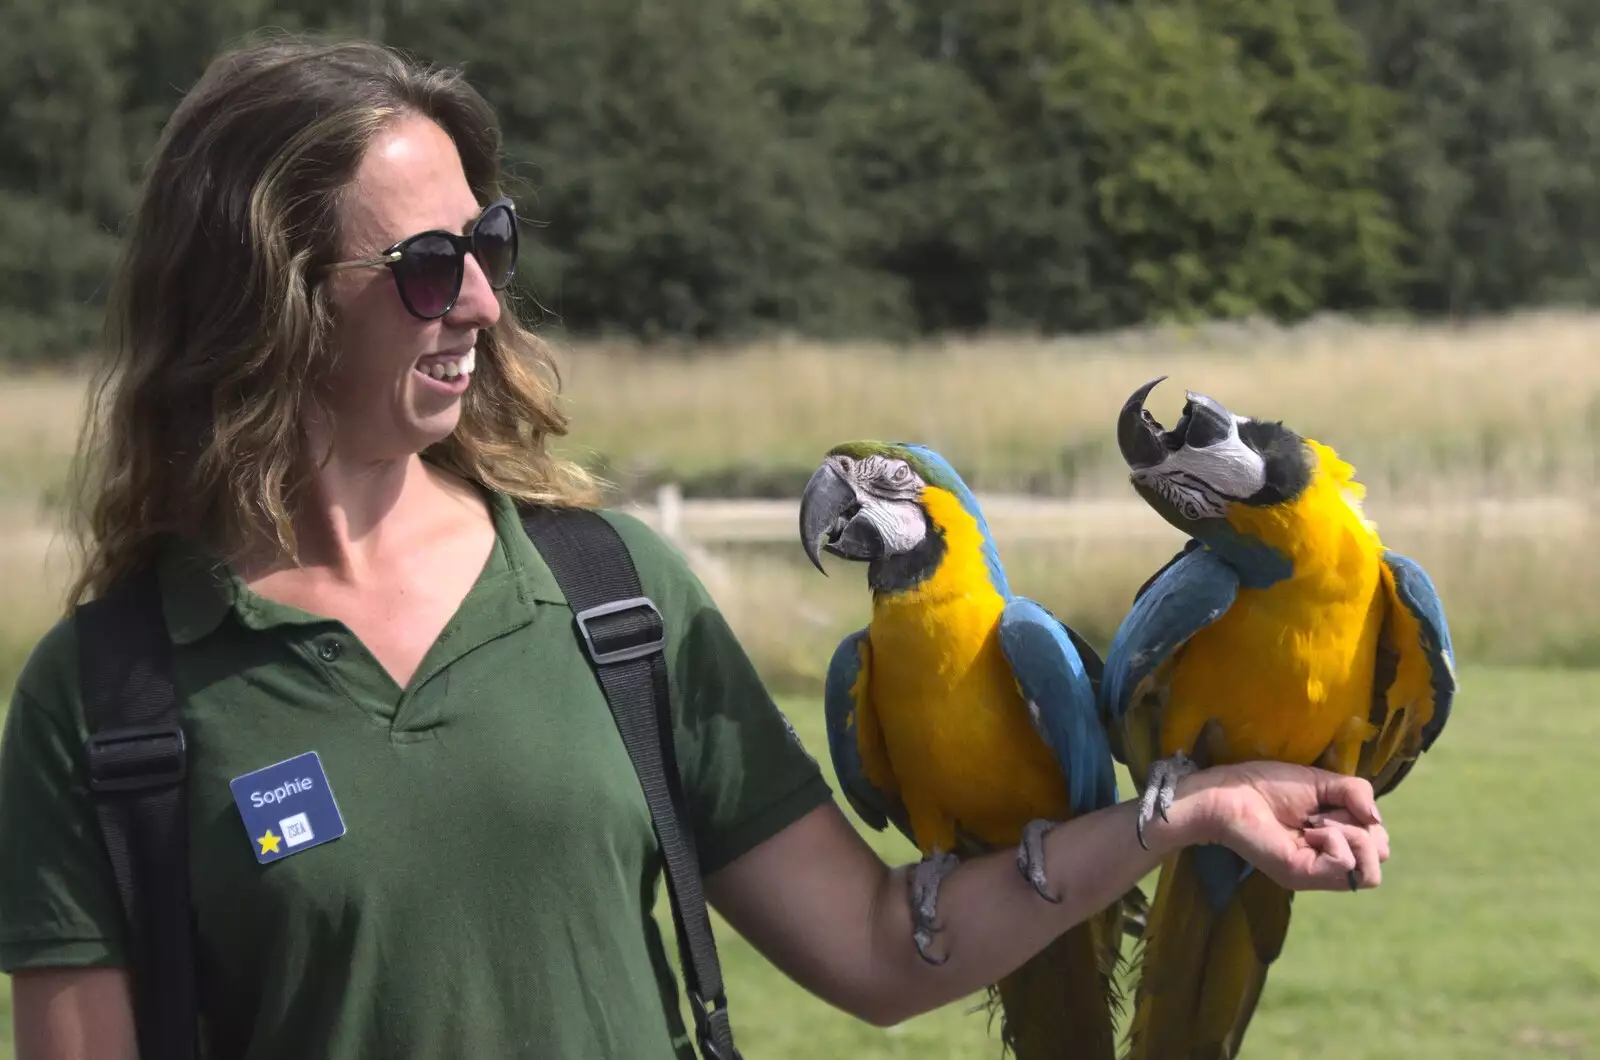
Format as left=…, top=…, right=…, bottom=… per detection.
left=519, top=503, right=742, bottom=1060
left=76, top=566, right=198, bottom=1060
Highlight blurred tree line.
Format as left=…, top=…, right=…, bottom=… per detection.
left=4, top=0, right=1600, bottom=359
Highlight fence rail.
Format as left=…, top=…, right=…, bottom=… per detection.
left=620, top=485, right=1594, bottom=549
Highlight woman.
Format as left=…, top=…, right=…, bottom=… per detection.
left=0, top=35, right=1388, bottom=1060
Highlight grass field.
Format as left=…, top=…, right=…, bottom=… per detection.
left=4, top=310, right=1599, bottom=690
left=6, top=310, right=1600, bottom=508
left=545, top=310, right=1600, bottom=502
left=2, top=313, right=1598, bottom=1056
left=675, top=667, right=1600, bottom=1060
left=3, top=667, right=1596, bottom=1059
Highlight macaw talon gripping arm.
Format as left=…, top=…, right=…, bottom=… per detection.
left=908, top=850, right=962, bottom=965
left=1136, top=751, right=1199, bottom=851
left=1016, top=819, right=1064, bottom=904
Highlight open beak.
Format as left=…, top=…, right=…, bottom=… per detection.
left=800, top=459, right=858, bottom=574
left=1118, top=376, right=1171, bottom=470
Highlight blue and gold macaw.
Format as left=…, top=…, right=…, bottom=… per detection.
left=1103, top=378, right=1456, bottom=1060
left=799, top=440, right=1131, bottom=1060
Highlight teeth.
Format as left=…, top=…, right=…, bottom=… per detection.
left=419, top=346, right=476, bottom=382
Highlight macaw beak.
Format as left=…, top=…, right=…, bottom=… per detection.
left=799, top=457, right=884, bottom=573
left=1117, top=376, right=1171, bottom=471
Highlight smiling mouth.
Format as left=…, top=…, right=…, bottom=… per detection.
left=414, top=346, right=475, bottom=382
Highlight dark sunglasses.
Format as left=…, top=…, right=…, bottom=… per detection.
left=323, top=197, right=519, bottom=320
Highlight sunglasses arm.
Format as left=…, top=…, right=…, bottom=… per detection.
left=323, top=250, right=403, bottom=273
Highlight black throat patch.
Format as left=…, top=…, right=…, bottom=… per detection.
left=1236, top=419, right=1313, bottom=505
left=868, top=517, right=947, bottom=595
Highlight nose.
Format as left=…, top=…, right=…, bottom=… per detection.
left=446, top=251, right=502, bottom=329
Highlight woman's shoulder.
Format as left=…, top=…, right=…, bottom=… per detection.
left=5, top=606, right=86, bottom=728
left=592, top=507, right=688, bottom=567
left=488, top=488, right=726, bottom=625
left=592, top=507, right=720, bottom=614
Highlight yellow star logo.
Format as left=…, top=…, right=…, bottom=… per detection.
left=257, top=829, right=282, bottom=855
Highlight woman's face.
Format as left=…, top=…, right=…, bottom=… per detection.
left=318, top=113, right=501, bottom=463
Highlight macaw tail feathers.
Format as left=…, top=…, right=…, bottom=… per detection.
left=1125, top=846, right=1293, bottom=1060
left=984, top=899, right=1125, bottom=1060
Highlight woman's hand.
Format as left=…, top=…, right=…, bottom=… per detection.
left=1176, top=762, right=1391, bottom=892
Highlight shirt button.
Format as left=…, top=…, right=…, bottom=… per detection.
left=318, top=640, right=342, bottom=662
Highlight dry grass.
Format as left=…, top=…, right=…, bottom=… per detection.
left=9, top=309, right=1600, bottom=502
left=0, top=372, right=89, bottom=513
left=681, top=490, right=1600, bottom=695
left=1, top=311, right=1598, bottom=693
left=549, top=310, right=1600, bottom=500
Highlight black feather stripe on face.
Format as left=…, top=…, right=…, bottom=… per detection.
left=869, top=515, right=946, bottom=594
left=1236, top=419, right=1313, bottom=505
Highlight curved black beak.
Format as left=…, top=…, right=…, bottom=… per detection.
left=799, top=459, right=858, bottom=574
left=1118, top=376, right=1170, bottom=470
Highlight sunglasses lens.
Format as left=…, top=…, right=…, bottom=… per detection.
left=473, top=205, right=517, bottom=289
left=393, top=235, right=461, bottom=318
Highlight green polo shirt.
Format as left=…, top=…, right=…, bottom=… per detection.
left=0, top=489, right=832, bottom=1059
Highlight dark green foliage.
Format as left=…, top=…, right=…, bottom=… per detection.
left=1057, top=0, right=1407, bottom=323
left=1338, top=0, right=1600, bottom=313
left=2, top=0, right=1596, bottom=354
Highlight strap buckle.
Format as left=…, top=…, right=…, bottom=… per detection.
left=85, top=723, right=188, bottom=794
left=688, top=988, right=740, bottom=1060
left=573, top=596, right=666, bottom=665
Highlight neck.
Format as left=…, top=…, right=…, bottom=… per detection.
left=871, top=488, right=1007, bottom=609
left=239, top=450, right=477, bottom=584
left=1222, top=442, right=1381, bottom=599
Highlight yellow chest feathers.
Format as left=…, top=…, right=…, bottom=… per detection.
left=868, top=487, right=1013, bottom=706
left=1164, top=441, right=1389, bottom=769
left=863, top=489, right=1070, bottom=845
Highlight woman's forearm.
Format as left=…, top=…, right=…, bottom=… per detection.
left=707, top=764, right=1379, bottom=1030
left=857, top=788, right=1209, bottom=1025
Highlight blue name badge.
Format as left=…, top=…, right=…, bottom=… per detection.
left=229, top=751, right=347, bottom=864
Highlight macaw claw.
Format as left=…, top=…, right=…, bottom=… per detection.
left=1136, top=751, right=1199, bottom=850
left=1017, top=819, right=1063, bottom=904
left=908, top=850, right=961, bottom=965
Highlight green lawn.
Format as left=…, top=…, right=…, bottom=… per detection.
left=688, top=665, right=1600, bottom=1060
left=4, top=666, right=1597, bottom=1058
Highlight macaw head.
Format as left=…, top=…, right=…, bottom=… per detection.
left=799, top=440, right=1007, bottom=596
left=1117, top=376, right=1319, bottom=585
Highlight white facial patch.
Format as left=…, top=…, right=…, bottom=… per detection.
left=860, top=499, right=928, bottom=554
left=844, top=454, right=928, bottom=554
left=1132, top=403, right=1267, bottom=520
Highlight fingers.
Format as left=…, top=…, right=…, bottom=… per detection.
left=1314, top=772, right=1380, bottom=827
left=1306, top=808, right=1393, bottom=857
left=1303, top=820, right=1386, bottom=891
left=1303, top=823, right=1355, bottom=883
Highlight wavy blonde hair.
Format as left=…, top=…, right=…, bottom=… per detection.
left=66, top=35, right=599, bottom=606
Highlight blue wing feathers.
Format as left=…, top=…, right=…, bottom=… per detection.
left=998, top=598, right=1119, bottom=816
left=1103, top=546, right=1240, bottom=726
left=1382, top=549, right=1457, bottom=750
left=822, top=629, right=900, bottom=835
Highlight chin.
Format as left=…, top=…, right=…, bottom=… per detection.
left=407, top=409, right=463, bottom=452
left=403, top=376, right=469, bottom=437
